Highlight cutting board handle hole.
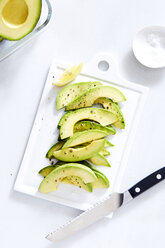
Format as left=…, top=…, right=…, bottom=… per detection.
left=98, top=60, right=109, bottom=71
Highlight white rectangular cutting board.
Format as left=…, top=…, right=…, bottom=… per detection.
left=14, top=54, right=149, bottom=211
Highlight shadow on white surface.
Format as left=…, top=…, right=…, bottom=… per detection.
left=44, top=179, right=165, bottom=248
left=120, top=50, right=165, bottom=86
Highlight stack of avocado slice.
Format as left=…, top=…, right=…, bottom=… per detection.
left=39, top=81, right=126, bottom=194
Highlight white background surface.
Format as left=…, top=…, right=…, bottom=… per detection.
left=0, top=0, right=165, bottom=247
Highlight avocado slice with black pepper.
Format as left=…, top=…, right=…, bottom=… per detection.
left=95, top=98, right=125, bottom=129
left=58, top=108, right=118, bottom=139
left=39, top=161, right=109, bottom=191
left=46, top=141, right=65, bottom=159
left=65, top=85, right=126, bottom=110
left=39, top=163, right=97, bottom=193
left=62, top=176, right=93, bottom=192
left=39, top=165, right=58, bottom=177
left=39, top=165, right=93, bottom=192
left=73, top=120, right=116, bottom=135
left=52, top=139, right=105, bottom=162
left=56, top=81, right=102, bottom=110
left=62, top=130, right=110, bottom=149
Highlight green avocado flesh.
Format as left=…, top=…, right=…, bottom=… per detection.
left=52, top=139, right=105, bottom=162
left=92, top=171, right=109, bottom=188
left=39, top=162, right=93, bottom=177
left=46, top=141, right=64, bottom=159
left=39, top=165, right=58, bottom=177
left=70, top=143, right=110, bottom=156
left=73, top=121, right=116, bottom=135
left=95, top=98, right=125, bottom=129
left=39, top=165, right=92, bottom=192
left=100, top=149, right=110, bottom=156
left=58, top=108, right=118, bottom=139
left=56, top=81, right=102, bottom=110
left=104, top=139, right=114, bottom=147
left=62, top=130, right=110, bottom=148
left=65, top=86, right=126, bottom=110
left=0, top=0, right=42, bottom=40
left=39, top=163, right=97, bottom=193
left=39, top=162, right=109, bottom=191
left=0, top=37, right=3, bottom=41
left=89, top=153, right=110, bottom=167
left=79, top=162, right=110, bottom=188
left=62, top=176, right=92, bottom=192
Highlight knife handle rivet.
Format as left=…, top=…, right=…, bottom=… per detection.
left=156, top=174, right=162, bottom=180
left=135, top=187, right=140, bottom=193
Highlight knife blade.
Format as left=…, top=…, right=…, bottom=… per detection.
left=46, top=166, right=165, bottom=242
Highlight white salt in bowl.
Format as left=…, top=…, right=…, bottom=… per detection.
left=133, top=26, right=165, bottom=68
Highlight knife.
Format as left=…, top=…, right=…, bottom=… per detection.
left=46, top=166, right=165, bottom=242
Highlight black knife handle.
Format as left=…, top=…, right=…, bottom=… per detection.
left=128, top=167, right=165, bottom=198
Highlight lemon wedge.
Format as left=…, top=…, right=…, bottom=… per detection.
left=53, top=62, right=83, bottom=86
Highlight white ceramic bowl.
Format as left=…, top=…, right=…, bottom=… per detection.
left=133, top=26, right=165, bottom=68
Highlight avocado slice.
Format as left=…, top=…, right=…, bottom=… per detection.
left=39, top=161, right=97, bottom=177
left=0, top=0, right=42, bottom=40
left=88, top=153, right=110, bottom=167
left=92, top=171, right=109, bottom=188
left=39, top=163, right=97, bottom=193
left=58, top=108, right=118, bottom=139
left=73, top=120, right=116, bottom=135
left=39, top=166, right=93, bottom=192
left=80, top=161, right=110, bottom=188
left=62, top=130, right=110, bottom=149
left=39, top=161, right=109, bottom=191
left=0, top=37, right=3, bottom=42
left=65, top=86, right=126, bottom=110
left=95, top=98, right=125, bottom=129
left=52, top=139, right=105, bottom=162
left=39, top=165, right=58, bottom=177
left=104, top=139, right=114, bottom=147
left=56, top=81, right=102, bottom=110
left=46, top=141, right=64, bottom=159
left=73, top=140, right=113, bottom=149
left=70, top=143, right=110, bottom=156
left=62, top=176, right=93, bottom=192
left=100, top=149, right=110, bottom=156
